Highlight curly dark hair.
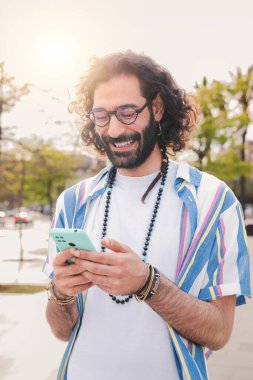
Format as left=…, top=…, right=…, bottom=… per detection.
left=70, top=50, right=198, bottom=154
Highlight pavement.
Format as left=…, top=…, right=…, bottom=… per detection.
left=0, top=215, right=252, bottom=380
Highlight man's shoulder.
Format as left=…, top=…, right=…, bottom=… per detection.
left=58, top=166, right=110, bottom=205
left=174, top=161, right=223, bottom=190
left=174, top=161, right=238, bottom=208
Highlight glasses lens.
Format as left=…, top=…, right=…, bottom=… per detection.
left=91, top=110, right=109, bottom=126
left=116, top=106, right=137, bottom=124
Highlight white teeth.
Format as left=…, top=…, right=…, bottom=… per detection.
left=114, top=140, right=133, bottom=148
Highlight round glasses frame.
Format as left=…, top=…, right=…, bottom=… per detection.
left=85, top=100, right=150, bottom=127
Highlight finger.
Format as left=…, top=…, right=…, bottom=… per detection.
left=68, top=282, right=94, bottom=296
left=73, top=249, right=116, bottom=265
left=84, top=271, right=114, bottom=288
left=81, top=271, right=94, bottom=282
left=54, top=248, right=76, bottom=266
left=55, top=274, right=92, bottom=289
left=102, top=237, right=129, bottom=253
left=56, top=263, right=88, bottom=278
left=73, top=257, right=121, bottom=277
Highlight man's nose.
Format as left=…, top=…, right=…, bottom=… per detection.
left=106, top=115, right=127, bottom=138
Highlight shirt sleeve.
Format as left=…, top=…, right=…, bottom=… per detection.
left=42, top=192, right=65, bottom=278
left=198, top=200, right=251, bottom=306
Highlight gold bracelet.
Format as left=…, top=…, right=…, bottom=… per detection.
left=47, top=280, right=77, bottom=305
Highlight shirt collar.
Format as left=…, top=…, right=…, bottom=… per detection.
left=174, top=162, right=202, bottom=187
left=82, top=161, right=202, bottom=209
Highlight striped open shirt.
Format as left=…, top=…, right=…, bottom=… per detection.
left=43, top=162, right=251, bottom=380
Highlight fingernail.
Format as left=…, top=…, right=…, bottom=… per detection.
left=74, top=250, right=80, bottom=257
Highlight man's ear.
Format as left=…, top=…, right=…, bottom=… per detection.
left=151, top=94, right=165, bottom=122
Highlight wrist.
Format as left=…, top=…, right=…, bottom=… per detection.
left=134, top=265, right=160, bottom=302
left=47, top=280, right=76, bottom=305
left=135, top=263, right=151, bottom=294
left=52, top=281, right=69, bottom=300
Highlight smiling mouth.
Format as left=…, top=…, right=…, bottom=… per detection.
left=113, top=139, right=135, bottom=148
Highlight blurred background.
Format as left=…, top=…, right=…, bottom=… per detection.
left=0, top=0, right=252, bottom=379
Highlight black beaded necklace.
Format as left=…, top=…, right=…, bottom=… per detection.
left=101, top=158, right=169, bottom=305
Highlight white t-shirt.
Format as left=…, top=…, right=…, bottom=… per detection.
left=67, top=161, right=187, bottom=380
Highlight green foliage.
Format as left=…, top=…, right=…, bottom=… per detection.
left=0, top=152, right=22, bottom=203
left=26, top=143, right=82, bottom=207
left=191, top=66, right=253, bottom=206
left=0, top=138, right=82, bottom=208
left=195, top=149, right=253, bottom=181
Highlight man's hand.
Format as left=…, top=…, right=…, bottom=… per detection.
left=53, top=248, right=94, bottom=298
left=72, top=237, right=149, bottom=296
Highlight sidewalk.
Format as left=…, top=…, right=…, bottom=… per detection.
left=208, top=291, right=253, bottom=379
left=0, top=293, right=66, bottom=380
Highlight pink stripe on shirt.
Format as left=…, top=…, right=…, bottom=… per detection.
left=176, top=207, right=188, bottom=280
left=180, top=183, right=224, bottom=274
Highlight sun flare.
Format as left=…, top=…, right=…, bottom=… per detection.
left=39, top=36, right=72, bottom=70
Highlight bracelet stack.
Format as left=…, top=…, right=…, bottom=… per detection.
left=134, top=265, right=160, bottom=302
left=47, top=280, right=77, bottom=306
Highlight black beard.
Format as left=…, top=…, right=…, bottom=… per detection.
left=96, top=118, right=158, bottom=169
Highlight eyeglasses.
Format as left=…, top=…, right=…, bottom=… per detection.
left=85, top=100, right=149, bottom=127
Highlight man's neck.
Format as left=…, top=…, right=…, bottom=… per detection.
left=117, top=145, right=162, bottom=177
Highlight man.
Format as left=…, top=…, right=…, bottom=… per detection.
left=44, top=51, right=251, bottom=380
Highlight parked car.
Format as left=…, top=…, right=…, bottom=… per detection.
left=6, top=209, right=18, bottom=217
left=0, top=211, right=6, bottom=227
left=13, top=208, right=33, bottom=225
left=245, top=218, right=253, bottom=236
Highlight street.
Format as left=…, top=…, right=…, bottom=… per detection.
left=0, top=215, right=252, bottom=379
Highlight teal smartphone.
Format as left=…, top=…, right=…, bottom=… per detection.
left=50, top=228, right=97, bottom=264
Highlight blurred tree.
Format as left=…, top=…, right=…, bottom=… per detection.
left=0, top=152, right=22, bottom=205
left=191, top=70, right=253, bottom=209
left=227, top=66, right=253, bottom=209
left=0, top=61, right=30, bottom=158
left=24, top=139, right=80, bottom=210
left=0, top=137, right=82, bottom=209
left=192, top=78, right=230, bottom=168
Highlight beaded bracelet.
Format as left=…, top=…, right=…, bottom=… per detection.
left=47, top=280, right=77, bottom=306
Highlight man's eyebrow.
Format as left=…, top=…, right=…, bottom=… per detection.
left=92, top=107, right=107, bottom=112
left=92, top=103, right=138, bottom=112
left=119, top=103, right=138, bottom=108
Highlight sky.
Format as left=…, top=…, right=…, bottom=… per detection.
left=0, top=0, right=253, bottom=146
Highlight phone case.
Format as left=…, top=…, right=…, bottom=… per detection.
left=50, top=228, right=97, bottom=252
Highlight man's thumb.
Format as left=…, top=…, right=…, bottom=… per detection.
left=102, top=237, right=128, bottom=253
